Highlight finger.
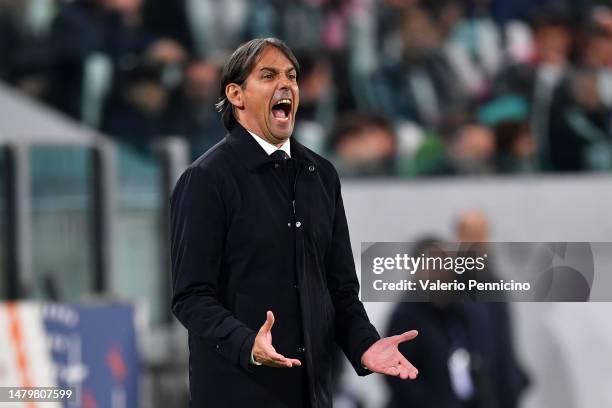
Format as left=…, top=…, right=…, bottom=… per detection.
left=384, top=366, right=400, bottom=377
left=260, top=310, right=275, bottom=333
left=398, top=355, right=417, bottom=370
left=267, top=359, right=291, bottom=368
left=266, top=347, right=302, bottom=367
left=395, top=330, right=418, bottom=344
left=262, top=355, right=290, bottom=368
left=398, top=356, right=419, bottom=379
left=395, top=362, right=415, bottom=380
left=398, top=365, right=418, bottom=380
left=287, top=358, right=302, bottom=366
left=265, top=359, right=291, bottom=368
left=267, top=349, right=293, bottom=367
left=268, top=358, right=301, bottom=368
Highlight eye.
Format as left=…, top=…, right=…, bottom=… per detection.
left=263, top=72, right=274, bottom=79
left=288, top=73, right=297, bottom=80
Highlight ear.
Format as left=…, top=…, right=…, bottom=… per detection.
left=225, top=83, right=244, bottom=110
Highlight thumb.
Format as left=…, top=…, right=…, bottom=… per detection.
left=395, top=330, right=418, bottom=344
left=260, top=310, right=275, bottom=333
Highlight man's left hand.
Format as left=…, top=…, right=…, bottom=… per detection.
left=361, top=330, right=419, bottom=379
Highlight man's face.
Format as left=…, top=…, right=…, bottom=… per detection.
left=535, top=26, right=571, bottom=66
left=232, top=46, right=299, bottom=145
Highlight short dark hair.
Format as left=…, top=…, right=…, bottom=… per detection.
left=215, top=38, right=300, bottom=130
left=528, top=6, right=571, bottom=31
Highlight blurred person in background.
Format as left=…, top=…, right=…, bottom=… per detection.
left=494, top=5, right=573, bottom=98
left=476, top=94, right=537, bottom=173
left=294, top=49, right=336, bottom=129
left=164, top=59, right=226, bottom=158
left=455, top=208, right=528, bottom=386
left=377, top=0, right=425, bottom=63
left=455, top=209, right=496, bottom=301
left=46, top=0, right=185, bottom=120
left=446, top=121, right=497, bottom=175
left=329, top=112, right=397, bottom=176
left=319, top=0, right=364, bottom=113
left=579, top=13, right=612, bottom=70
left=494, top=120, right=537, bottom=173
left=100, top=59, right=168, bottom=151
left=385, top=230, right=527, bottom=408
left=141, top=0, right=196, bottom=54
left=0, top=0, right=27, bottom=81
left=492, top=6, right=573, bottom=170
left=1, top=0, right=60, bottom=102
left=278, top=0, right=366, bottom=114
left=439, top=0, right=501, bottom=99
left=422, top=118, right=497, bottom=175
left=442, top=0, right=533, bottom=100
left=371, top=5, right=463, bottom=127
left=548, top=66, right=612, bottom=171
left=139, top=0, right=249, bottom=60
left=246, top=0, right=325, bottom=51
left=456, top=209, right=490, bottom=243
left=292, top=49, right=337, bottom=154
left=547, top=15, right=612, bottom=171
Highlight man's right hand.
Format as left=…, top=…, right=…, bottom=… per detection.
left=252, top=311, right=302, bottom=368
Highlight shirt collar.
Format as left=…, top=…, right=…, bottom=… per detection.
left=247, top=130, right=291, bottom=158
left=226, top=123, right=315, bottom=172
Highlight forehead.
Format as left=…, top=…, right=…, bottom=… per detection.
left=251, top=46, right=296, bottom=72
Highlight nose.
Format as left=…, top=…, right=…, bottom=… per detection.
left=278, top=75, right=293, bottom=90
left=278, top=80, right=290, bottom=91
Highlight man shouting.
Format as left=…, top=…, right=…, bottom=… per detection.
left=170, top=37, right=418, bottom=408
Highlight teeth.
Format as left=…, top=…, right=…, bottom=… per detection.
left=276, top=99, right=291, bottom=106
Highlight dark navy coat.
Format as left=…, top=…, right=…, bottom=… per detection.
left=170, top=124, right=380, bottom=407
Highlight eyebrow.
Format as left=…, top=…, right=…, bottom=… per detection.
left=259, top=67, right=297, bottom=74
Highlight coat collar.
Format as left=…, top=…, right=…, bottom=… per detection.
left=227, top=123, right=316, bottom=171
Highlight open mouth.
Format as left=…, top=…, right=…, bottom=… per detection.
left=271, top=98, right=292, bottom=122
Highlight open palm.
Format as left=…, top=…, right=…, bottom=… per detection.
left=361, top=330, right=419, bottom=379
left=252, top=311, right=302, bottom=368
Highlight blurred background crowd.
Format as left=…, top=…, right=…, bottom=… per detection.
left=1, top=0, right=612, bottom=177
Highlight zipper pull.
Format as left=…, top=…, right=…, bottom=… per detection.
left=292, top=200, right=296, bottom=214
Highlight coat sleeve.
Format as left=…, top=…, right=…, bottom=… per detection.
left=170, top=165, right=256, bottom=371
left=325, top=170, right=381, bottom=376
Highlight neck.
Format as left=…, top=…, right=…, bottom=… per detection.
left=239, top=122, right=288, bottom=148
